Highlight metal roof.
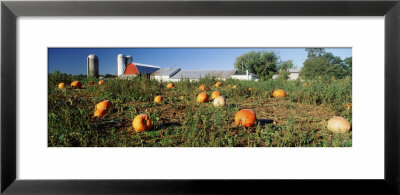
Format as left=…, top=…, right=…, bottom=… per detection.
left=152, top=67, right=181, bottom=77
left=133, top=62, right=161, bottom=68
left=135, top=65, right=160, bottom=74
left=233, top=71, right=256, bottom=76
left=170, top=70, right=235, bottom=79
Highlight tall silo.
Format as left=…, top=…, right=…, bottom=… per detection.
left=117, top=54, right=126, bottom=77
left=125, top=55, right=133, bottom=65
left=87, top=54, right=99, bottom=78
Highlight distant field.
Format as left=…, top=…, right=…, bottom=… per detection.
left=48, top=74, right=352, bottom=147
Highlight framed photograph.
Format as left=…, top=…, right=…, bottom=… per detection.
left=2, top=0, right=399, bottom=194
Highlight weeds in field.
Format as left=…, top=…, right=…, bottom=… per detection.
left=48, top=73, right=352, bottom=147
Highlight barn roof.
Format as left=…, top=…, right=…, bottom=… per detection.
left=152, top=67, right=181, bottom=77
left=124, top=62, right=161, bottom=75
left=170, top=70, right=235, bottom=79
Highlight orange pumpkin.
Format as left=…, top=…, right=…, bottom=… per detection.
left=199, top=84, right=209, bottom=91
left=154, top=96, right=163, bottom=103
left=89, top=81, right=94, bottom=85
left=234, top=109, right=256, bottom=127
left=98, top=80, right=105, bottom=85
left=211, top=91, right=221, bottom=99
left=213, top=96, right=226, bottom=107
left=248, top=88, right=253, bottom=92
left=94, top=109, right=107, bottom=117
left=132, top=114, right=153, bottom=132
left=58, top=82, right=65, bottom=89
left=197, top=92, right=209, bottom=103
left=215, top=81, right=222, bottom=87
left=70, top=81, right=82, bottom=89
left=327, top=117, right=351, bottom=133
left=167, top=83, right=174, bottom=89
left=272, top=89, right=286, bottom=98
left=95, top=100, right=113, bottom=111
left=345, top=103, right=352, bottom=110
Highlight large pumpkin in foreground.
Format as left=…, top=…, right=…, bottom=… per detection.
left=327, top=117, right=351, bottom=133
left=234, top=109, right=256, bottom=127
left=70, top=81, right=82, bottom=89
left=213, top=96, right=226, bottom=107
left=197, top=92, right=209, bottom=103
left=95, top=100, right=113, bottom=111
left=132, top=114, right=153, bottom=132
left=272, top=89, right=286, bottom=98
left=211, top=91, right=221, bottom=100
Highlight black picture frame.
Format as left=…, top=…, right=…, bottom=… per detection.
left=1, top=0, right=399, bottom=194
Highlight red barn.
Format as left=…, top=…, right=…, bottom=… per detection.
left=119, top=62, right=160, bottom=79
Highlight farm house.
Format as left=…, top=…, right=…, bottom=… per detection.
left=272, top=69, right=301, bottom=80
left=151, top=69, right=236, bottom=82
left=230, top=70, right=258, bottom=81
left=151, top=68, right=259, bottom=82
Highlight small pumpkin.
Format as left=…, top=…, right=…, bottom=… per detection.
left=132, top=114, right=153, bottom=132
left=345, top=103, right=352, bottom=110
left=154, top=96, right=163, bottom=103
left=215, top=81, right=222, bottom=87
left=70, top=81, right=82, bottom=89
left=211, top=91, right=221, bottom=99
left=272, top=89, right=286, bottom=98
left=248, top=88, right=253, bottom=92
left=197, top=92, right=209, bottom=103
left=89, top=81, right=94, bottom=85
left=234, top=109, right=256, bottom=127
left=179, top=96, right=184, bottom=100
left=98, top=80, right=105, bottom=85
left=94, top=109, right=107, bottom=117
left=232, top=85, right=237, bottom=89
left=95, top=100, right=113, bottom=111
left=327, top=117, right=351, bottom=133
left=199, top=84, right=209, bottom=91
left=213, top=96, right=226, bottom=107
left=167, top=83, right=174, bottom=89
left=58, top=82, right=65, bottom=89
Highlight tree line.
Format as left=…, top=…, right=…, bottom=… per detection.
left=233, top=48, right=352, bottom=80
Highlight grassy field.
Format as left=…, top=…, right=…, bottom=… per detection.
left=48, top=74, right=352, bottom=147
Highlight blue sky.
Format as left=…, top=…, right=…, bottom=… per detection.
left=48, top=48, right=352, bottom=75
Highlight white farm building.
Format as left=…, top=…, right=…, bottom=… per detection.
left=151, top=68, right=257, bottom=82
left=272, top=69, right=300, bottom=80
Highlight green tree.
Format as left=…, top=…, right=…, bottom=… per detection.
left=234, top=51, right=279, bottom=80
left=344, top=57, right=352, bottom=76
left=278, top=60, right=296, bottom=71
left=305, top=48, right=326, bottom=58
left=300, top=49, right=351, bottom=80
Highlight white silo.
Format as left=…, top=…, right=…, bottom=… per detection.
left=117, top=54, right=126, bottom=77
left=87, top=54, right=99, bottom=78
left=125, top=55, right=133, bottom=65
